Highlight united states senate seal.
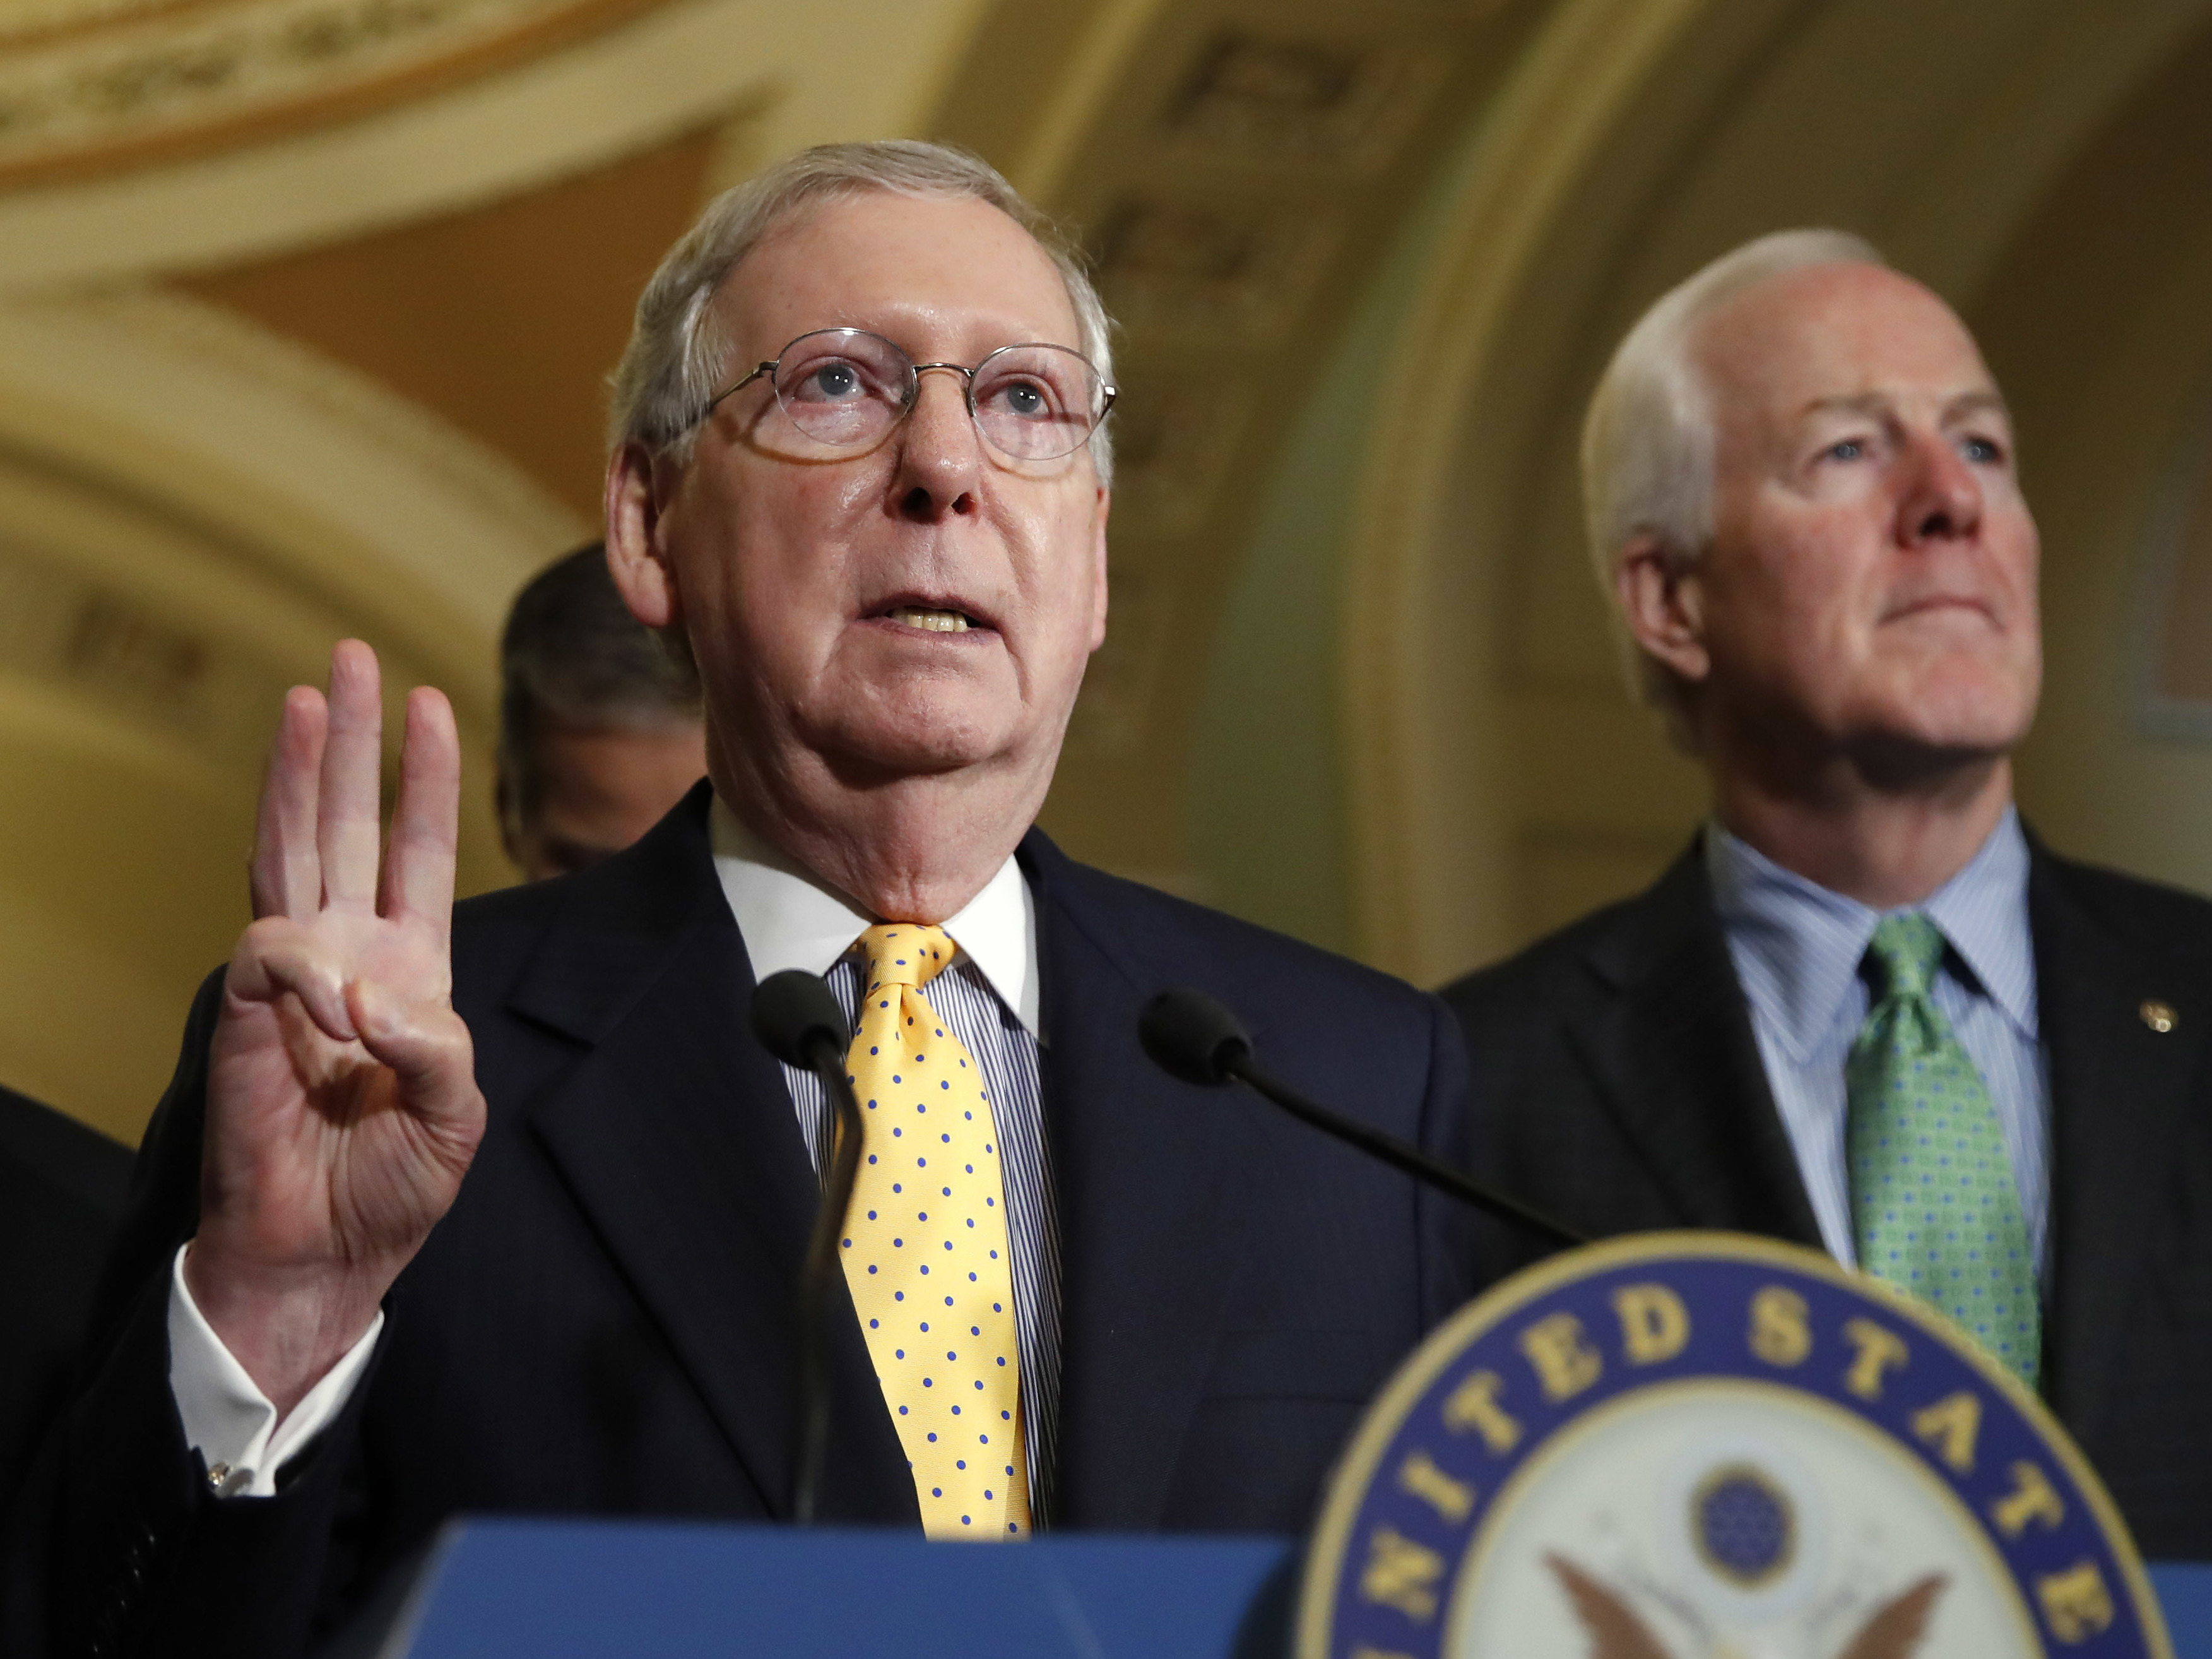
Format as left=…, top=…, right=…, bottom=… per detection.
left=1297, top=1232, right=2171, bottom=1659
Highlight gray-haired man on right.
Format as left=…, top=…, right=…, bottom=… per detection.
left=1443, top=230, right=2212, bottom=1559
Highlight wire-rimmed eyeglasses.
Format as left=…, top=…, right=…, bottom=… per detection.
left=700, top=328, right=1116, bottom=463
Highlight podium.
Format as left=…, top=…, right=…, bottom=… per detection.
left=378, top=1521, right=1298, bottom=1658
left=362, top=1236, right=2212, bottom=1657
left=375, top=1519, right=2208, bottom=1658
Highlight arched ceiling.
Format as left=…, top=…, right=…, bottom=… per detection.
left=0, top=0, right=985, bottom=286
left=937, top=0, right=1557, bottom=886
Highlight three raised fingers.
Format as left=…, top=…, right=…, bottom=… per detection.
left=250, top=642, right=459, bottom=942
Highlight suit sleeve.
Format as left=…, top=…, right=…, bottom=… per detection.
left=1412, top=992, right=1482, bottom=1329
left=1, top=968, right=380, bottom=1659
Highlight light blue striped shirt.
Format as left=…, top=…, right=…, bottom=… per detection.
left=1706, top=809, right=2050, bottom=1273
left=711, top=799, right=1062, bottom=1521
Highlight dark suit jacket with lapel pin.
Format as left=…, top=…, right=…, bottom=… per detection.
left=1442, top=831, right=2212, bottom=1560
left=6, top=785, right=1477, bottom=1655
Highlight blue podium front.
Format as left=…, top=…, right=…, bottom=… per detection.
left=381, top=1520, right=2209, bottom=1658
left=386, top=1522, right=1297, bottom=1658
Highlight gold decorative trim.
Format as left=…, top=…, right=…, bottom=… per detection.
left=1339, top=0, right=1707, bottom=981
left=0, top=1, right=208, bottom=53
left=0, top=0, right=670, bottom=188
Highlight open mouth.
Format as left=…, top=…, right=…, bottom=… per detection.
left=884, top=605, right=979, bottom=633
left=1889, top=595, right=1994, bottom=624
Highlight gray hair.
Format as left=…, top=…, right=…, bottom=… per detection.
left=497, top=542, right=702, bottom=835
left=1583, top=228, right=1886, bottom=722
left=608, top=140, right=1116, bottom=483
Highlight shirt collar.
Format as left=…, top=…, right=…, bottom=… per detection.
left=1706, top=806, right=2035, bottom=1061
left=1921, top=807, right=2037, bottom=1038
left=709, top=794, right=1039, bottom=1035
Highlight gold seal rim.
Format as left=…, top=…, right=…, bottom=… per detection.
left=1294, top=1228, right=2172, bottom=1659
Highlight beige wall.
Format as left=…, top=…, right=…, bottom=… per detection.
left=1977, top=20, right=2212, bottom=900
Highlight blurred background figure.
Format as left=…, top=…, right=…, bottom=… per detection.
left=496, top=544, right=706, bottom=881
left=0, top=1084, right=127, bottom=1509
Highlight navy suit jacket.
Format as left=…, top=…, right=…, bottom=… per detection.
left=8, top=787, right=1475, bottom=1655
left=0, top=1088, right=131, bottom=1518
left=1443, top=833, right=2212, bottom=1560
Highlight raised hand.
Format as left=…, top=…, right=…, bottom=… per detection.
left=185, top=641, right=486, bottom=1418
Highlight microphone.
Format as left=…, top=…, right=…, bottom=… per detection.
left=751, top=970, right=866, bottom=1525
left=1138, top=988, right=1588, bottom=1252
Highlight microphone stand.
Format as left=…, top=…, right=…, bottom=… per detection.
left=1139, top=987, right=1588, bottom=1253
left=1220, top=1049, right=1588, bottom=1252
left=790, top=1033, right=865, bottom=1525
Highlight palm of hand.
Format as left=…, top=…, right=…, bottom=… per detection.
left=211, top=907, right=474, bottom=1276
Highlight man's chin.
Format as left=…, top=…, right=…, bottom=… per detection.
left=1845, top=709, right=2030, bottom=791
left=816, top=716, right=1017, bottom=784
left=1845, top=665, right=2037, bottom=759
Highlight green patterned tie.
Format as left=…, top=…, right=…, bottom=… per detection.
left=1847, top=914, right=2039, bottom=1385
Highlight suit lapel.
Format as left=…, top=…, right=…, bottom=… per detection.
left=512, top=790, right=916, bottom=1526
left=1024, top=833, right=1264, bottom=1531
left=2032, top=845, right=2204, bottom=1432
left=1566, top=846, right=1824, bottom=1246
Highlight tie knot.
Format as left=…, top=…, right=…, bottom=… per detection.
left=1864, top=912, right=1946, bottom=1001
left=859, top=923, right=955, bottom=990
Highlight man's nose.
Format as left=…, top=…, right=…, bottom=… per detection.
left=1895, top=428, right=1984, bottom=545
left=894, top=369, right=981, bottom=520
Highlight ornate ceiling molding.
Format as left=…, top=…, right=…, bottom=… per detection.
left=0, top=286, right=582, bottom=714
left=0, top=285, right=588, bottom=1129
left=0, top=0, right=666, bottom=187
left=993, top=0, right=1532, bottom=822
left=1337, top=0, right=1711, bottom=981
left=0, top=0, right=990, bottom=289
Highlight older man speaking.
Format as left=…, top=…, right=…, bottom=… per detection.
left=1446, top=231, right=2212, bottom=1557
left=10, top=145, right=1474, bottom=1653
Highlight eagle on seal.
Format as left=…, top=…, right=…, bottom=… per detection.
left=1544, top=1554, right=1949, bottom=1659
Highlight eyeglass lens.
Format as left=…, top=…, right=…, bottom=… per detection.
left=771, top=330, right=1104, bottom=461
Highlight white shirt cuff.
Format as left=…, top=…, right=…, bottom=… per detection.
left=167, top=1244, right=383, bottom=1499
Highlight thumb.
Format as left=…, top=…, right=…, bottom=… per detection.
left=347, top=978, right=483, bottom=1141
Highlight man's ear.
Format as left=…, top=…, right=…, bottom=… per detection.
left=1085, top=484, right=1111, bottom=653
left=606, top=442, right=681, bottom=630
left=1614, top=533, right=1710, bottom=686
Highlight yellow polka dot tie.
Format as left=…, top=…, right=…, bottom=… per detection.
left=840, top=924, right=1030, bottom=1539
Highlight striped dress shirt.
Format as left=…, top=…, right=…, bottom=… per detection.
left=711, top=800, right=1063, bottom=1522
left=1705, top=808, right=2050, bottom=1273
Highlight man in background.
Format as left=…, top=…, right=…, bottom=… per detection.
left=1446, top=230, right=2212, bottom=1557
left=497, top=542, right=707, bottom=880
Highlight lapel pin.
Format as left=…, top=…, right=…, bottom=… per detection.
left=2139, top=999, right=2177, bottom=1034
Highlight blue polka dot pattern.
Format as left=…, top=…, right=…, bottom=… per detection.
left=841, top=924, right=1029, bottom=1540
left=1847, top=913, right=2039, bottom=1384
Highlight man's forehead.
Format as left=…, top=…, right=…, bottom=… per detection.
left=713, top=190, right=1079, bottom=353
left=1698, top=262, right=1996, bottom=419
